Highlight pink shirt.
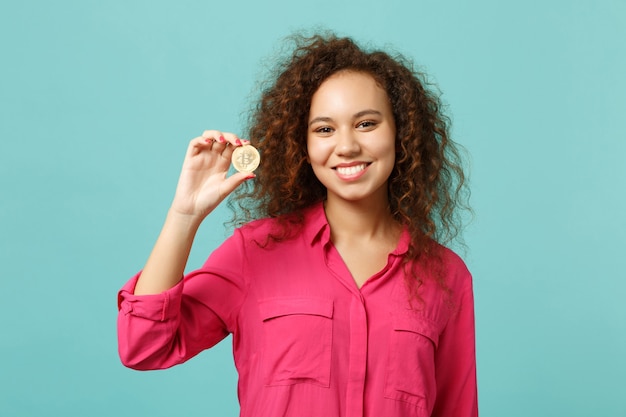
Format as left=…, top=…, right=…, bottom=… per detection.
left=117, top=203, right=478, bottom=417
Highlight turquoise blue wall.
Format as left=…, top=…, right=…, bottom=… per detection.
left=1, top=1, right=624, bottom=416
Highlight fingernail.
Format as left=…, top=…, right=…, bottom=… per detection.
left=235, top=139, right=242, bottom=146
left=204, top=138, right=212, bottom=143
left=245, top=174, right=256, bottom=180
left=219, top=136, right=226, bottom=143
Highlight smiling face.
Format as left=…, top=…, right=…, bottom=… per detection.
left=307, top=70, right=396, bottom=207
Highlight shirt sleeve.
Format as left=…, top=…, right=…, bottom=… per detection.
left=431, top=261, right=479, bottom=417
left=117, top=228, right=249, bottom=370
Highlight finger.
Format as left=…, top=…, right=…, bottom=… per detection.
left=191, top=131, right=221, bottom=146
left=221, top=132, right=246, bottom=147
left=215, top=133, right=250, bottom=160
left=219, top=137, right=253, bottom=164
left=219, top=171, right=256, bottom=198
left=200, top=130, right=224, bottom=141
left=187, top=131, right=245, bottom=158
left=203, top=130, right=243, bottom=154
left=220, top=138, right=237, bottom=160
left=213, top=134, right=236, bottom=155
left=186, top=136, right=213, bottom=158
left=197, top=130, right=223, bottom=150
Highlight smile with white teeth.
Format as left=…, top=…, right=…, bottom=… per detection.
left=335, top=163, right=368, bottom=176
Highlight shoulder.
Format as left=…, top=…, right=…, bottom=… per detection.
left=440, top=245, right=470, bottom=275
left=430, top=243, right=473, bottom=293
left=237, top=216, right=280, bottom=237
left=235, top=203, right=324, bottom=244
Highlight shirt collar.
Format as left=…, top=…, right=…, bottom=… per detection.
left=301, top=201, right=410, bottom=256
left=302, top=201, right=330, bottom=246
left=392, top=228, right=410, bottom=256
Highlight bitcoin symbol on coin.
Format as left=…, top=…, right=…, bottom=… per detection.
left=231, top=145, right=260, bottom=173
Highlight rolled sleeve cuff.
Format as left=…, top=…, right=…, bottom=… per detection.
left=117, top=273, right=183, bottom=322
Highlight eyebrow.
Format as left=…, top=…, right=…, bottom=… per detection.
left=308, top=109, right=383, bottom=127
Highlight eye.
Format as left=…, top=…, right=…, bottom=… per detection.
left=314, top=126, right=334, bottom=134
left=357, top=120, right=378, bottom=130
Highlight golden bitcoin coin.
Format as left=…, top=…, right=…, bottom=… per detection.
left=231, top=144, right=260, bottom=173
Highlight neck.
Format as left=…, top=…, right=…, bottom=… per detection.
left=323, top=195, right=400, bottom=243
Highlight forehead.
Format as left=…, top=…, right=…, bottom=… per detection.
left=310, top=71, right=391, bottom=115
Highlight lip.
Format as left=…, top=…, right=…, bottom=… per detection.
left=332, top=162, right=370, bottom=181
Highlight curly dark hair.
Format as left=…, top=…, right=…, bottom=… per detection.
left=232, top=32, right=470, bottom=296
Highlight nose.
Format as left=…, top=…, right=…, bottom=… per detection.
left=334, top=129, right=361, bottom=157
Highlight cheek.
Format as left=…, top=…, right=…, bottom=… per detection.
left=306, top=141, right=332, bottom=166
left=379, top=143, right=397, bottom=176
left=376, top=141, right=396, bottom=161
left=305, top=137, right=314, bottom=164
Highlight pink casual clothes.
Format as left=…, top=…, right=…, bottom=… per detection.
left=117, top=202, right=478, bottom=417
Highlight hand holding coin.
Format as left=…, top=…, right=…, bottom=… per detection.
left=231, top=144, right=261, bottom=173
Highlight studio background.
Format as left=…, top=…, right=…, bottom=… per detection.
left=1, top=1, right=624, bottom=416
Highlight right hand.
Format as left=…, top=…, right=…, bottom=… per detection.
left=170, top=130, right=254, bottom=221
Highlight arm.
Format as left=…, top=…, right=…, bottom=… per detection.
left=431, top=271, right=479, bottom=417
left=134, top=130, right=254, bottom=295
left=117, top=130, right=253, bottom=369
left=117, top=230, right=248, bottom=370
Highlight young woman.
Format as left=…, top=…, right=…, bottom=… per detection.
left=117, top=33, right=477, bottom=417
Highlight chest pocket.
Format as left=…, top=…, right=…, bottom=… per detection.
left=259, top=297, right=333, bottom=387
left=384, top=311, right=440, bottom=413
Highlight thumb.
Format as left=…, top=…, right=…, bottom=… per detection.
left=220, top=172, right=256, bottom=197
